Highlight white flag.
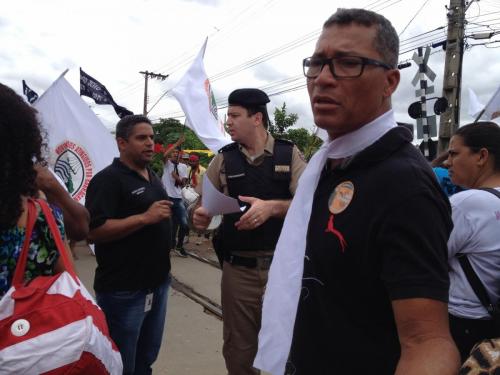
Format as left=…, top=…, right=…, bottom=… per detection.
left=34, top=75, right=119, bottom=203
left=171, top=37, right=231, bottom=153
left=468, top=88, right=485, bottom=118
left=482, top=85, right=500, bottom=121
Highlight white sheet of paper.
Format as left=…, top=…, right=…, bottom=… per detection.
left=202, top=174, right=245, bottom=216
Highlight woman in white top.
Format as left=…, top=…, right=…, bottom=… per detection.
left=446, top=121, right=500, bottom=360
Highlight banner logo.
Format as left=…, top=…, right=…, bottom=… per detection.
left=204, top=79, right=219, bottom=121
left=54, top=141, right=93, bottom=201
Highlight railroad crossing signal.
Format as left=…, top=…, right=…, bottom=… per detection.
left=409, top=46, right=440, bottom=161
left=411, top=46, right=436, bottom=86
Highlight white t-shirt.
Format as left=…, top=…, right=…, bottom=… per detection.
left=448, top=188, right=500, bottom=319
left=162, top=161, right=188, bottom=199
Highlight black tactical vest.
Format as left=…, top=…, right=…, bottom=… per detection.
left=219, top=139, right=293, bottom=252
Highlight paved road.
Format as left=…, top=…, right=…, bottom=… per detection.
left=74, top=242, right=225, bottom=375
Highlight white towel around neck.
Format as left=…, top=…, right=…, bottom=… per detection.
left=253, top=110, right=397, bottom=374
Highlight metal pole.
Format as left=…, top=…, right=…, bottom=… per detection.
left=438, top=0, right=466, bottom=153
left=143, top=71, right=149, bottom=115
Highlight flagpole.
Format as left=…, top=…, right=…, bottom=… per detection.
left=35, top=69, right=69, bottom=102
left=474, top=109, right=485, bottom=123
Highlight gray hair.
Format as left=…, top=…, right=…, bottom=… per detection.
left=323, top=8, right=399, bottom=68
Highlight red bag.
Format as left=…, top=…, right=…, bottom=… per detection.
left=0, top=199, right=122, bottom=374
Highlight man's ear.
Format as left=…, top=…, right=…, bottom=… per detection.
left=254, top=112, right=263, bottom=127
left=116, top=137, right=127, bottom=152
left=383, top=69, right=400, bottom=98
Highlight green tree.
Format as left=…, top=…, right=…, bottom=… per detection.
left=284, top=128, right=310, bottom=152
left=302, top=132, right=323, bottom=161
left=269, top=102, right=323, bottom=160
left=153, top=118, right=206, bottom=149
left=282, top=127, right=323, bottom=161
left=269, top=102, right=299, bottom=136
left=150, top=118, right=214, bottom=175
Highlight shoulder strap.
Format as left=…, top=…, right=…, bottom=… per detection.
left=12, top=199, right=39, bottom=286
left=37, top=199, right=78, bottom=282
left=458, top=187, right=500, bottom=317
left=218, top=142, right=238, bottom=154
left=12, top=199, right=78, bottom=287
left=457, top=254, right=496, bottom=316
left=479, top=187, right=500, bottom=199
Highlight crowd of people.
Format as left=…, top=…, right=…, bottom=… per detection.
left=1, top=7, right=499, bottom=375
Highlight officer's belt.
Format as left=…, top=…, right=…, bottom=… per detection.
left=225, top=254, right=273, bottom=269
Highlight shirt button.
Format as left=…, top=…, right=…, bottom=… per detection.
left=11, top=319, right=30, bottom=337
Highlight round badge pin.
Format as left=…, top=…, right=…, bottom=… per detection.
left=328, top=181, right=355, bottom=214
left=11, top=318, right=30, bottom=337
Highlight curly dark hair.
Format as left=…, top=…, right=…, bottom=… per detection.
left=0, top=82, right=45, bottom=230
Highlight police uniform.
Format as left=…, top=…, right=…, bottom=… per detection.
left=197, top=89, right=306, bottom=375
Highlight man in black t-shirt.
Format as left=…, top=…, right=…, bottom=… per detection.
left=255, top=8, right=460, bottom=375
left=85, top=115, right=172, bottom=375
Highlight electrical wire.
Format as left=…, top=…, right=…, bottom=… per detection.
left=399, top=0, right=431, bottom=37
left=143, top=0, right=494, bottom=120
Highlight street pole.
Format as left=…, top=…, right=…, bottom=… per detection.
left=142, top=71, right=149, bottom=115
left=140, top=71, right=169, bottom=116
left=438, top=0, right=466, bottom=153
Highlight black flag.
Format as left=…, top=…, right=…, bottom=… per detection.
left=22, top=80, right=39, bottom=104
left=80, top=68, right=133, bottom=118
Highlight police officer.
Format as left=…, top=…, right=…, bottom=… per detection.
left=192, top=88, right=306, bottom=375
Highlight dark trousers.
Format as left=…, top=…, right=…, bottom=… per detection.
left=449, top=313, right=497, bottom=362
left=170, top=197, right=188, bottom=248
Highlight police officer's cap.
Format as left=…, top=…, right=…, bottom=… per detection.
left=228, top=88, right=270, bottom=107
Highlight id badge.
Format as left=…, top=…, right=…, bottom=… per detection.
left=145, top=293, right=153, bottom=312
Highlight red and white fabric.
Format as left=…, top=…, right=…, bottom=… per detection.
left=0, top=199, right=122, bottom=374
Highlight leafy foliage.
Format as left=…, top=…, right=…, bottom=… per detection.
left=269, top=103, right=299, bottom=136
left=269, top=102, right=323, bottom=161
left=150, top=118, right=214, bottom=175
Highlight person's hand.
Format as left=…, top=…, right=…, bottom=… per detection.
left=235, top=195, right=272, bottom=231
left=193, top=206, right=212, bottom=230
left=176, top=134, right=186, bottom=146
left=142, top=200, right=173, bottom=224
left=34, top=165, right=61, bottom=195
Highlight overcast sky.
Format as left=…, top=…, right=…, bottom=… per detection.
left=2, top=0, right=500, bottom=136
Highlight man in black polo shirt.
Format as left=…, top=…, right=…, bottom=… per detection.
left=85, top=114, right=172, bottom=375
left=255, top=8, right=460, bottom=375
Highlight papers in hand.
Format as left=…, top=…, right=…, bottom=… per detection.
left=202, top=174, right=246, bottom=216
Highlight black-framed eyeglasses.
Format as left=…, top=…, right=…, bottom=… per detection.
left=302, top=55, right=393, bottom=79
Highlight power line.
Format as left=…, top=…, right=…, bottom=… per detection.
left=371, top=0, right=405, bottom=12
left=142, top=0, right=453, bottom=119
left=114, top=0, right=280, bottom=98
left=399, top=0, right=431, bottom=37
left=122, top=0, right=415, bottom=103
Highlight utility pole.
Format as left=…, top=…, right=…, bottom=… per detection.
left=139, top=71, right=169, bottom=115
left=438, top=0, right=466, bottom=153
